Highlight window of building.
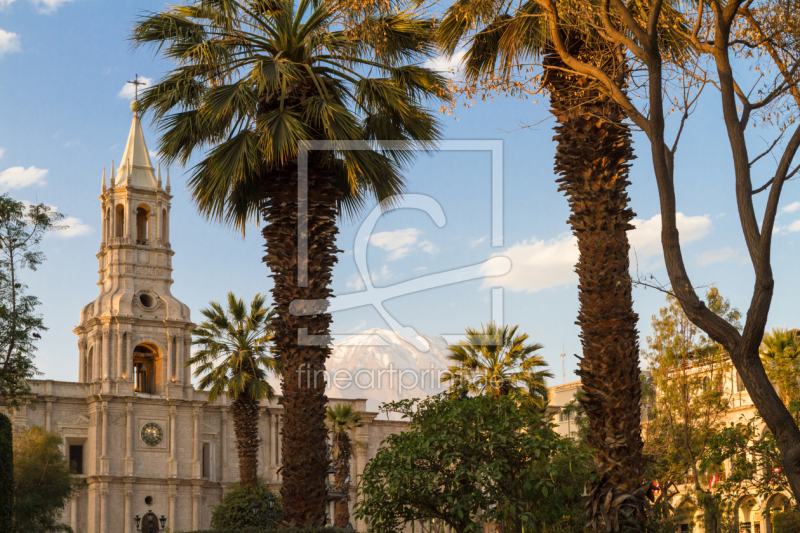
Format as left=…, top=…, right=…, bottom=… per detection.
left=680, top=524, right=689, bottom=532
left=136, top=206, right=149, bottom=245
left=69, top=444, right=83, bottom=474
left=203, top=442, right=211, bottom=479
left=133, top=344, right=157, bottom=394
left=115, top=204, right=125, bottom=238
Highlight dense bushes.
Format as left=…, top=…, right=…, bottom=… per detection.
left=209, top=483, right=282, bottom=530
left=0, top=413, right=13, bottom=527
left=181, top=527, right=342, bottom=533
left=772, top=509, right=800, bottom=533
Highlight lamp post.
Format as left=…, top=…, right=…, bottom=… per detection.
left=134, top=510, right=166, bottom=533
left=251, top=493, right=280, bottom=528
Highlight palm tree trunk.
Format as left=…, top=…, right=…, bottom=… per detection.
left=262, top=168, right=340, bottom=526
left=231, top=393, right=261, bottom=490
left=334, top=432, right=353, bottom=527
left=544, top=41, right=648, bottom=532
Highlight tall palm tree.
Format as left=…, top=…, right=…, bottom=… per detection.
left=433, top=3, right=684, bottom=529
left=132, top=0, right=445, bottom=524
left=326, top=404, right=365, bottom=528
left=759, top=328, right=800, bottom=406
left=441, top=322, right=552, bottom=406
left=188, top=292, right=277, bottom=490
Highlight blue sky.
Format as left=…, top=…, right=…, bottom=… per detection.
left=1, top=0, right=798, bottom=385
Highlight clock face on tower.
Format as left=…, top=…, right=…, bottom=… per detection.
left=140, top=422, right=164, bottom=446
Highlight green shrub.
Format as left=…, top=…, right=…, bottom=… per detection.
left=209, top=483, right=282, bottom=530
left=181, top=524, right=342, bottom=533
left=772, top=509, right=800, bottom=533
left=0, top=413, right=12, bottom=527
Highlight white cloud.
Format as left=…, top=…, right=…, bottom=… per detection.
left=480, top=233, right=579, bottom=293
left=29, top=0, right=75, bottom=14
left=0, top=0, right=18, bottom=8
left=0, top=148, right=5, bottom=159
left=698, top=246, right=749, bottom=266
left=470, top=237, right=486, bottom=247
left=481, top=212, right=713, bottom=293
left=346, top=274, right=365, bottom=291
left=781, top=201, right=800, bottom=214
left=52, top=216, right=92, bottom=238
left=118, top=76, right=153, bottom=99
left=369, top=228, right=437, bottom=260
left=787, top=219, right=800, bottom=233
left=629, top=213, right=712, bottom=260
left=423, top=50, right=466, bottom=78
left=0, top=29, right=21, bottom=57
left=0, top=166, right=48, bottom=190
left=346, top=320, right=367, bottom=333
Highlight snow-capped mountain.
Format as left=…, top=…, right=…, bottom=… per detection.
left=265, top=328, right=455, bottom=417
left=325, top=328, right=453, bottom=414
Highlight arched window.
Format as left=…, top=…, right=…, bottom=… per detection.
left=133, top=343, right=157, bottom=394
left=86, top=347, right=94, bottom=382
left=136, top=206, right=150, bottom=245
left=104, top=207, right=111, bottom=243
left=161, top=208, right=168, bottom=242
left=115, top=205, right=125, bottom=238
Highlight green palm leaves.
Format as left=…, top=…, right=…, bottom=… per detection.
left=131, top=0, right=447, bottom=229
left=188, top=292, right=277, bottom=405
left=441, top=322, right=553, bottom=406
left=759, top=328, right=800, bottom=407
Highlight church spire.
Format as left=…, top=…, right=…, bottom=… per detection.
left=166, top=167, right=171, bottom=193
left=102, top=167, right=106, bottom=192
left=116, top=100, right=158, bottom=189
left=157, top=163, right=162, bottom=189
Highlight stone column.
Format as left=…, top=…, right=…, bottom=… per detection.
left=125, top=402, right=134, bottom=476
left=183, top=335, right=193, bottom=386
left=70, top=493, right=78, bottom=533
left=116, top=327, right=124, bottom=380
left=100, top=486, right=109, bottom=533
left=100, top=402, right=109, bottom=475
left=94, top=333, right=102, bottom=382
left=45, top=400, right=52, bottom=432
left=124, top=486, right=134, bottom=533
left=166, top=334, right=174, bottom=383
left=126, top=332, right=133, bottom=382
left=192, top=489, right=203, bottom=530
left=192, top=408, right=202, bottom=478
left=168, top=488, right=178, bottom=531
left=270, top=412, right=277, bottom=466
left=353, top=427, right=370, bottom=532
left=79, top=341, right=87, bottom=383
left=169, top=406, right=177, bottom=477
left=101, top=328, right=111, bottom=380
left=221, top=411, right=229, bottom=481
left=174, top=335, right=183, bottom=384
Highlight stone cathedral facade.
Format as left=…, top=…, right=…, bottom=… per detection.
left=3, top=105, right=408, bottom=533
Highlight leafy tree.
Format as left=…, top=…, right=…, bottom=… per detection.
left=644, top=288, right=741, bottom=533
left=440, top=322, right=552, bottom=407
left=210, top=482, right=282, bottom=530
left=132, top=0, right=446, bottom=524
left=188, top=292, right=277, bottom=490
left=525, top=0, right=800, bottom=503
left=355, top=393, right=591, bottom=533
left=772, top=509, right=800, bottom=533
left=430, top=3, right=688, bottom=526
left=13, top=425, right=75, bottom=533
left=0, top=195, right=64, bottom=409
left=759, top=328, right=800, bottom=407
left=325, top=404, right=364, bottom=528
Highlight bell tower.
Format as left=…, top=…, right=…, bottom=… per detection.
left=74, top=100, right=193, bottom=398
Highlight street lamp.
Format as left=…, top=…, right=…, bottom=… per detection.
left=251, top=494, right=280, bottom=528
left=135, top=510, right=166, bottom=533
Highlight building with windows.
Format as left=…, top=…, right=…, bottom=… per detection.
left=3, top=102, right=408, bottom=533
left=548, top=368, right=793, bottom=533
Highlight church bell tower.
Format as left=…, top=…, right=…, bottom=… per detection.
left=74, top=100, right=193, bottom=398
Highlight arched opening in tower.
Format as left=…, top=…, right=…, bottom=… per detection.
left=115, top=204, right=125, bottom=238
left=136, top=206, right=150, bottom=245
left=161, top=208, right=168, bottom=242
left=133, top=343, right=158, bottom=394
left=86, top=346, right=94, bottom=382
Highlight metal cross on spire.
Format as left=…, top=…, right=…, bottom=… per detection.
left=127, top=74, right=146, bottom=101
